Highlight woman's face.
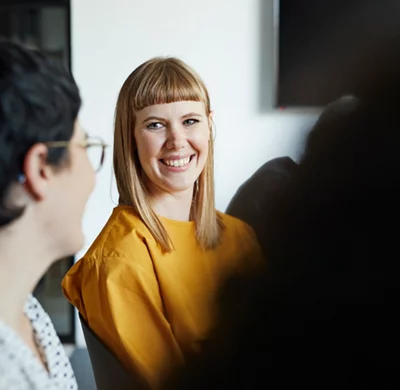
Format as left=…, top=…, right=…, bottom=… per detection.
left=44, top=121, right=96, bottom=256
left=134, top=100, right=211, bottom=196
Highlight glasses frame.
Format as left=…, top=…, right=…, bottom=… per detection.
left=45, top=136, right=109, bottom=173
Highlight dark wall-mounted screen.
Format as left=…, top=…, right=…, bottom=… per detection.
left=277, top=0, right=399, bottom=107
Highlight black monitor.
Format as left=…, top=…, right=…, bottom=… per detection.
left=276, top=0, right=399, bottom=108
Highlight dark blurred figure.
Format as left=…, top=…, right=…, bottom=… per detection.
left=165, top=47, right=400, bottom=389
left=226, top=95, right=357, bottom=250
left=225, top=156, right=297, bottom=244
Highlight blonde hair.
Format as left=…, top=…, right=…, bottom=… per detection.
left=113, top=57, right=223, bottom=252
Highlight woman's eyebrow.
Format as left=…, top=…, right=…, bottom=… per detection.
left=142, top=116, right=165, bottom=124
left=181, top=112, right=202, bottom=119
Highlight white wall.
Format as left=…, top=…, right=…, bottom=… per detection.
left=71, top=0, right=318, bottom=346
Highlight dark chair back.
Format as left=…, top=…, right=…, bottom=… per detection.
left=79, top=314, right=144, bottom=390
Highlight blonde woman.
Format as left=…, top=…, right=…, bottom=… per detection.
left=62, top=57, right=263, bottom=388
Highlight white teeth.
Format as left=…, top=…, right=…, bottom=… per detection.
left=163, top=157, right=191, bottom=167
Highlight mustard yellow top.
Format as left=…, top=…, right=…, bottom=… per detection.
left=62, top=205, right=263, bottom=388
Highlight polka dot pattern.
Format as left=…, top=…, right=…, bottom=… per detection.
left=0, top=295, right=77, bottom=389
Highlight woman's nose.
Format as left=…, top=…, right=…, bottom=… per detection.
left=166, top=125, right=186, bottom=150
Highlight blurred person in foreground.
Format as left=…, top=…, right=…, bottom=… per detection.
left=0, top=38, right=107, bottom=389
left=225, top=95, right=357, bottom=250
left=164, top=45, right=400, bottom=389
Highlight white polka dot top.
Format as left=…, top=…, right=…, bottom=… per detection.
left=0, top=295, right=77, bottom=390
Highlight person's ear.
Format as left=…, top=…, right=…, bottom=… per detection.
left=22, top=144, right=53, bottom=201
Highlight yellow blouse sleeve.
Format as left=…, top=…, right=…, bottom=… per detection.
left=62, top=249, right=184, bottom=388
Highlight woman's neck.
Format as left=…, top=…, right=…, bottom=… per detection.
left=150, top=186, right=194, bottom=221
left=0, top=251, right=50, bottom=373
left=0, top=222, right=51, bottom=331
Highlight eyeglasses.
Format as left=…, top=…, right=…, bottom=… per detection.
left=46, top=136, right=109, bottom=173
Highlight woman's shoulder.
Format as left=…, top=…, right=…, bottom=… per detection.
left=84, top=205, right=154, bottom=261
left=218, top=211, right=262, bottom=253
left=212, top=211, right=264, bottom=271
left=102, top=204, right=149, bottom=236
left=62, top=209, right=158, bottom=315
left=218, top=210, right=255, bottom=236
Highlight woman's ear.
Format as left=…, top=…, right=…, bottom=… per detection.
left=23, top=143, right=52, bottom=201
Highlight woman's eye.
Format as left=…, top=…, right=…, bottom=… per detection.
left=183, top=118, right=199, bottom=126
left=146, top=122, right=164, bottom=130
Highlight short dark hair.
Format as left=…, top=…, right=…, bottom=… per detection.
left=0, top=38, right=81, bottom=227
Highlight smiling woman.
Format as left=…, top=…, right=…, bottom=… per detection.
left=62, top=57, right=264, bottom=389
left=134, top=101, right=210, bottom=220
